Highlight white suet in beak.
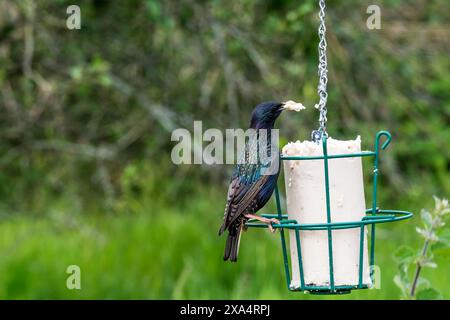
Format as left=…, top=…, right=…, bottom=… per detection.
left=282, top=100, right=306, bottom=112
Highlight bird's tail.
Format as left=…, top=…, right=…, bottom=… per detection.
left=223, top=222, right=243, bottom=262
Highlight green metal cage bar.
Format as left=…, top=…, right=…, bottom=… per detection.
left=245, top=130, right=413, bottom=294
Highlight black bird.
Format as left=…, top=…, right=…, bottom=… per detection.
left=219, top=101, right=288, bottom=262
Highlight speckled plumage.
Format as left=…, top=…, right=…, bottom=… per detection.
left=219, top=101, right=285, bottom=262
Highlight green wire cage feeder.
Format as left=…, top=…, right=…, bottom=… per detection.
left=246, top=131, right=413, bottom=295
left=245, top=0, right=412, bottom=295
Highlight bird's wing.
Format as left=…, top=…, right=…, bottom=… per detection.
left=219, top=173, right=269, bottom=235
left=219, top=139, right=271, bottom=234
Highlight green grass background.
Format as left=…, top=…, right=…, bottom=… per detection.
left=0, top=176, right=447, bottom=300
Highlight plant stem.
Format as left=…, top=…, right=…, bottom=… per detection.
left=409, top=236, right=431, bottom=297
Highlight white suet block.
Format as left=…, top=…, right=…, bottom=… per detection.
left=282, top=136, right=371, bottom=288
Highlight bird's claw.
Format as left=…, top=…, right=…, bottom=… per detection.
left=268, top=218, right=280, bottom=233
left=244, top=214, right=280, bottom=233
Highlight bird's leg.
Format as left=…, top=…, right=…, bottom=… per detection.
left=244, top=214, right=280, bottom=233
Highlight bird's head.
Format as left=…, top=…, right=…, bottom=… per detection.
left=249, top=101, right=286, bottom=129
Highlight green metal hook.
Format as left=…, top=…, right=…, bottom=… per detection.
left=375, top=130, right=392, bottom=151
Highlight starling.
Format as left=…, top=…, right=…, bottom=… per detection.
left=219, top=101, right=301, bottom=262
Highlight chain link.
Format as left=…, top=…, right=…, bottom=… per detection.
left=311, top=0, right=329, bottom=142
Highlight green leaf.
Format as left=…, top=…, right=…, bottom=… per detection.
left=416, top=227, right=438, bottom=241
left=393, top=275, right=408, bottom=297
left=415, top=278, right=431, bottom=292
left=437, top=229, right=450, bottom=246
left=431, top=241, right=446, bottom=251
left=432, top=246, right=450, bottom=258
left=420, top=209, right=433, bottom=228
left=431, top=229, right=450, bottom=256
left=393, top=246, right=415, bottom=265
left=416, top=227, right=428, bottom=239
left=433, top=196, right=450, bottom=215
left=416, top=288, right=442, bottom=300
left=419, top=258, right=437, bottom=269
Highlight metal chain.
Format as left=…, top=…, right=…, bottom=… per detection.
left=311, top=0, right=329, bottom=142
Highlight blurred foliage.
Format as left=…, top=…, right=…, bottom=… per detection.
left=0, top=0, right=449, bottom=299
left=394, top=197, right=450, bottom=300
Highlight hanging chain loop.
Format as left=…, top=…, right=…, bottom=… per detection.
left=311, top=0, right=329, bottom=142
